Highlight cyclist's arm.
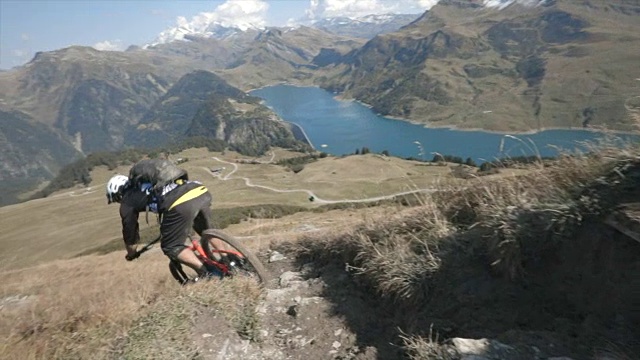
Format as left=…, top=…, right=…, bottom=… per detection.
left=119, top=194, right=144, bottom=256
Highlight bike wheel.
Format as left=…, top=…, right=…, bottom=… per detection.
left=200, top=229, right=270, bottom=285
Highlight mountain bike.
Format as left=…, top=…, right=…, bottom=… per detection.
left=131, top=229, right=270, bottom=285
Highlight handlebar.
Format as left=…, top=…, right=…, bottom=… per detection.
left=127, top=235, right=162, bottom=261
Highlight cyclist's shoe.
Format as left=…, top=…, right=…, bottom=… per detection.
left=196, top=264, right=224, bottom=281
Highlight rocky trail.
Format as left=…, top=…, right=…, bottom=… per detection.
left=192, top=252, right=390, bottom=360
left=189, top=250, right=601, bottom=360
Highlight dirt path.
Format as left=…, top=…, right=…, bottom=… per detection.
left=192, top=255, right=402, bottom=360
left=191, top=251, right=598, bottom=360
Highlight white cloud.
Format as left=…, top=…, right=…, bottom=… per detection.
left=152, top=0, right=269, bottom=45
left=20, top=33, right=30, bottom=41
left=93, top=39, right=125, bottom=51
left=304, top=0, right=438, bottom=20
left=11, top=49, right=27, bottom=57
left=417, top=0, right=440, bottom=7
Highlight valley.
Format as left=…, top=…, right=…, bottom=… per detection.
left=1, top=0, right=639, bottom=206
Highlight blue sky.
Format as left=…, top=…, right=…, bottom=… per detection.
left=0, top=0, right=439, bottom=70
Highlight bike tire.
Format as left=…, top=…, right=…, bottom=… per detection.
left=200, top=229, right=270, bottom=285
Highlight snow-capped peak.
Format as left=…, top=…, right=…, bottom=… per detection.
left=358, top=14, right=400, bottom=23
left=310, top=13, right=411, bottom=26
left=145, top=0, right=268, bottom=48
left=146, top=21, right=262, bottom=48
left=483, top=0, right=552, bottom=9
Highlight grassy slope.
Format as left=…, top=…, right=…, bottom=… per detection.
left=0, top=147, right=495, bottom=271
left=3, top=141, right=638, bottom=359
left=0, top=250, right=265, bottom=360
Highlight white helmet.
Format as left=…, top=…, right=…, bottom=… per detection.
left=106, top=175, right=129, bottom=204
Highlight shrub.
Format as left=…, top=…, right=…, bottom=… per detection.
left=291, top=164, right=304, bottom=173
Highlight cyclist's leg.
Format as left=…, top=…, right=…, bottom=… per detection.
left=169, top=259, right=190, bottom=285
left=176, top=249, right=205, bottom=273
left=193, top=191, right=228, bottom=256
left=160, top=201, right=206, bottom=274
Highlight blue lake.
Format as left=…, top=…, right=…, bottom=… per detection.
left=250, top=84, right=638, bottom=163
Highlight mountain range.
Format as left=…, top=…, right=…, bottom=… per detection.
left=316, top=0, right=640, bottom=132
left=147, top=12, right=422, bottom=46
left=1, top=0, right=639, bottom=206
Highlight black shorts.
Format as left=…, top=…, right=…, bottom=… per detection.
left=160, top=183, right=213, bottom=259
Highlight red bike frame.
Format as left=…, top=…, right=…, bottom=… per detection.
left=132, top=234, right=245, bottom=276
left=186, top=236, right=245, bottom=275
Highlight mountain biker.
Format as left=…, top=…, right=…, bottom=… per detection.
left=106, top=158, right=224, bottom=279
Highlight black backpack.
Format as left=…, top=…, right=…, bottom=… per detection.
left=128, top=159, right=188, bottom=192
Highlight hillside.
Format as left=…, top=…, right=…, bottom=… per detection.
left=315, top=0, right=640, bottom=133
left=0, top=25, right=362, bottom=205
left=0, top=109, right=82, bottom=205
left=0, top=65, right=307, bottom=206
left=219, top=26, right=365, bottom=90
left=2, top=2, right=640, bottom=205
left=1, top=141, right=639, bottom=359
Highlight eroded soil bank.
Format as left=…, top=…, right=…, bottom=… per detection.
left=194, top=222, right=640, bottom=360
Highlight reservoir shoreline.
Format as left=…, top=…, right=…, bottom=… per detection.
left=251, top=84, right=639, bottom=163
left=257, top=82, right=639, bottom=137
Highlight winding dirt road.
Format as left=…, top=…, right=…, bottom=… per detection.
left=206, top=156, right=437, bottom=204
left=53, top=152, right=437, bottom=204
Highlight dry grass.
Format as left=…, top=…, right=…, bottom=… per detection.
left=400, top=326, right=455, bottom=360
left=0, top=250, right=264, bottom=360
left=292, top=201, right=456, bottom=304
left=119, top=276, right=263, bottom=359
left=291, top=137, right=640, bottom=301
left=226, top=205, right=397, bottom=240
left=0, top=252, right=173, bottom=359
left=284, top=138, right=640, bottom=359
left=432, top=137, right=640, bottom=279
